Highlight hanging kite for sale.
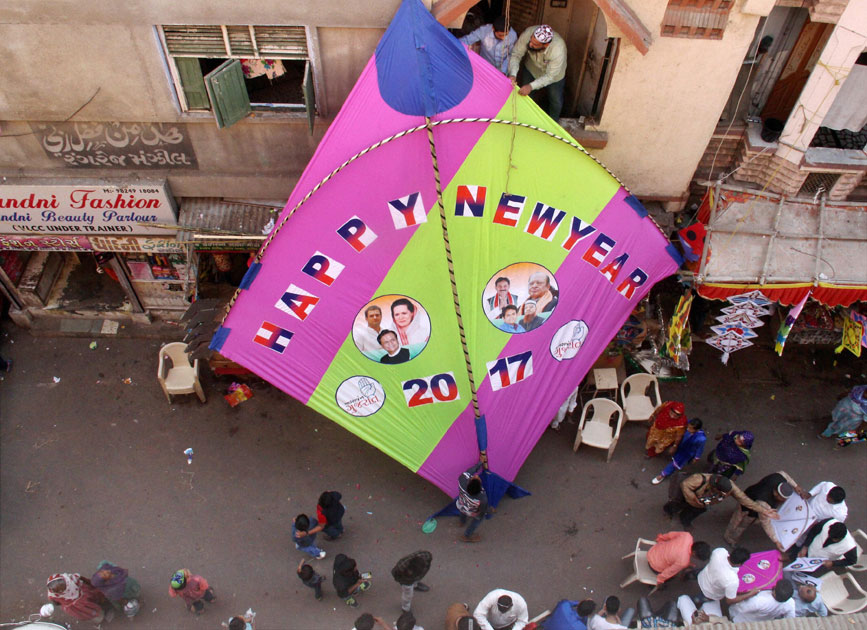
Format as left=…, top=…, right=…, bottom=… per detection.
left=210, top=0, right=680, bottom=513
left=705, top=290, right=771, bottom=364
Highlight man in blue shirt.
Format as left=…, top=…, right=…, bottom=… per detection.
left=459, top=16, right=517, bottom=75
left=792, top=583, right=828, bottom=617
left=494, top=304, right=522, bottom=333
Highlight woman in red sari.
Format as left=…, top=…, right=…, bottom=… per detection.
left=46, top=573, right=107, bottom=622
left=645, top=401, right=687, bottom=457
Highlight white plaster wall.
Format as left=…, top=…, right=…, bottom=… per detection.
left=591, top=0, right=764, bottom=200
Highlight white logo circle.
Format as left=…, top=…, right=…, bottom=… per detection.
left=549, top=320, right=589, bottom=361
left=336, top=376, right=386, bottom=417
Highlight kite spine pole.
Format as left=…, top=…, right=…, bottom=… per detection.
left=424, top=117, right=482, bottom=430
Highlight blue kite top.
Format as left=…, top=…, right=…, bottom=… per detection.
left=375, top=0, right=473, bottom=116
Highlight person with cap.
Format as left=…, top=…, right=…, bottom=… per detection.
left=723, top=470, right=809, bottom=550
left=518, top=299, right=545, bottom=332
left=459, top=16, right=517, bottom=75
left=729, top=578, right=796, bottom=623
left=445, top=602, right=475, bottom=629
left=806, top=481, right=848, bottom=523
left=391, top=550, right=432, bottom=613
left=168, top=568, right=216, bottom=614
left=45, top=572, right=109, bottom=623
left=508, top=25, right=568, bottom=121
left=794, top=518, right=859, bottom=575
left=473, top=589, right=528, bottom=630
left=663, top=472, right=778, bottom=529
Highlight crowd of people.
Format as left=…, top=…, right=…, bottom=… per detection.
left=39, top=419, right=859, bottom=629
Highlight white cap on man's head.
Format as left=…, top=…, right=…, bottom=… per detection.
left=533, top=25, right=553, bottom=43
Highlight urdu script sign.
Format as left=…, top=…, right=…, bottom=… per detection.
left=30, top=122, right=198, bottom=169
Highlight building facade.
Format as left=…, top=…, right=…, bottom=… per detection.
left=6, top=0, right=855, bottom=327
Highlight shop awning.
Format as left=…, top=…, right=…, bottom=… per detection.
left=692, top=186, right=867, bottom=306
left=176, top=198, right=279, bottom=249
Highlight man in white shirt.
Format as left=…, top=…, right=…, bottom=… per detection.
left=729, top=579, right=796, bottom=623
left=807, top=482, right=847, bottom=523
left=473, top=590, right=528, bottom=630
left=587, top=596, right=634, bottom=629
left=697, top=547, right=759, bottom=616
left=354, top=304, right=388, bottom=353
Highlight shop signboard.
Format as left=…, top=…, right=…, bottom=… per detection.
left=0, top=234, right=185, bottom=253
left=0, top=182, right=177, bottom=235
left=191, top=239, right=264, bottom=252
left=29, top=121, right=198, bottom=170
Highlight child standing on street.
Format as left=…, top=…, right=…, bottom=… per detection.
left=333, top=553, right=371, bottom=608
left=297, top=559, right=325, bottom=600
left=317, top=490, right=346, bottom=540
left=168, top=568, right=216, bottom=615
left=292, top=514, right=326, bottom=559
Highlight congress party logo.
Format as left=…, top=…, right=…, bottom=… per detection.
left=335, top=376, right=386, bottom=417
left=549, top=320, right=589, bottom=361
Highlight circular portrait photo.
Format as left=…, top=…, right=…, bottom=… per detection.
left=352, top=294, right=431, bottom=364
left=482, top=263, right=559, bottom=334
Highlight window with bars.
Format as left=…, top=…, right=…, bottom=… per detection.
left=660, top=0, right=733, bottom=40
left=159, top=25, right=316, bottom=130
left=798, top=172, right=841, bottom=197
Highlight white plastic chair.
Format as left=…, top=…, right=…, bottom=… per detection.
left=620, top=373, right=661, bottom=423
left=573, top=398, right=624, bottom=462
left=158, top=342, right=206, bottom=403
left=820, top=571, right=867, bottom=614
left=851, top=529, right=867, bottom=572
left=620, top=537, right=658, bottom=588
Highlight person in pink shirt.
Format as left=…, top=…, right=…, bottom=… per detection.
left=646, top=532, right=710, bottom=587
left=168, top=568, right=216, bottom=614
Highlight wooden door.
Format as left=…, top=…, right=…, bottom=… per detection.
left=762, top=21, right=832, bottom=122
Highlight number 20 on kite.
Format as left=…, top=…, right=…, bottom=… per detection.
left=402, top=372, right=460, bottom=407
left=486, top=351, right=533, bottom=392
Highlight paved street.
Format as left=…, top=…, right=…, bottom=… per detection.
left=1, top=323, right=865, bottom=629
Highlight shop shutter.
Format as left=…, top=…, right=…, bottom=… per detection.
left=175, top=57, right=211, bottom=110
left=162, top=25, right=308, bottom=59
left=303, top=60, right=316, bottom=134
left=204, top=60, right=251, bottom=128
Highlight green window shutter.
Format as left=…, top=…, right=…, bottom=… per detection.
left=176, top=57, right=210, bottom=110
left=303, top=60, right=316, bottom=135
left=204, top=59, right=251, bottom=129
